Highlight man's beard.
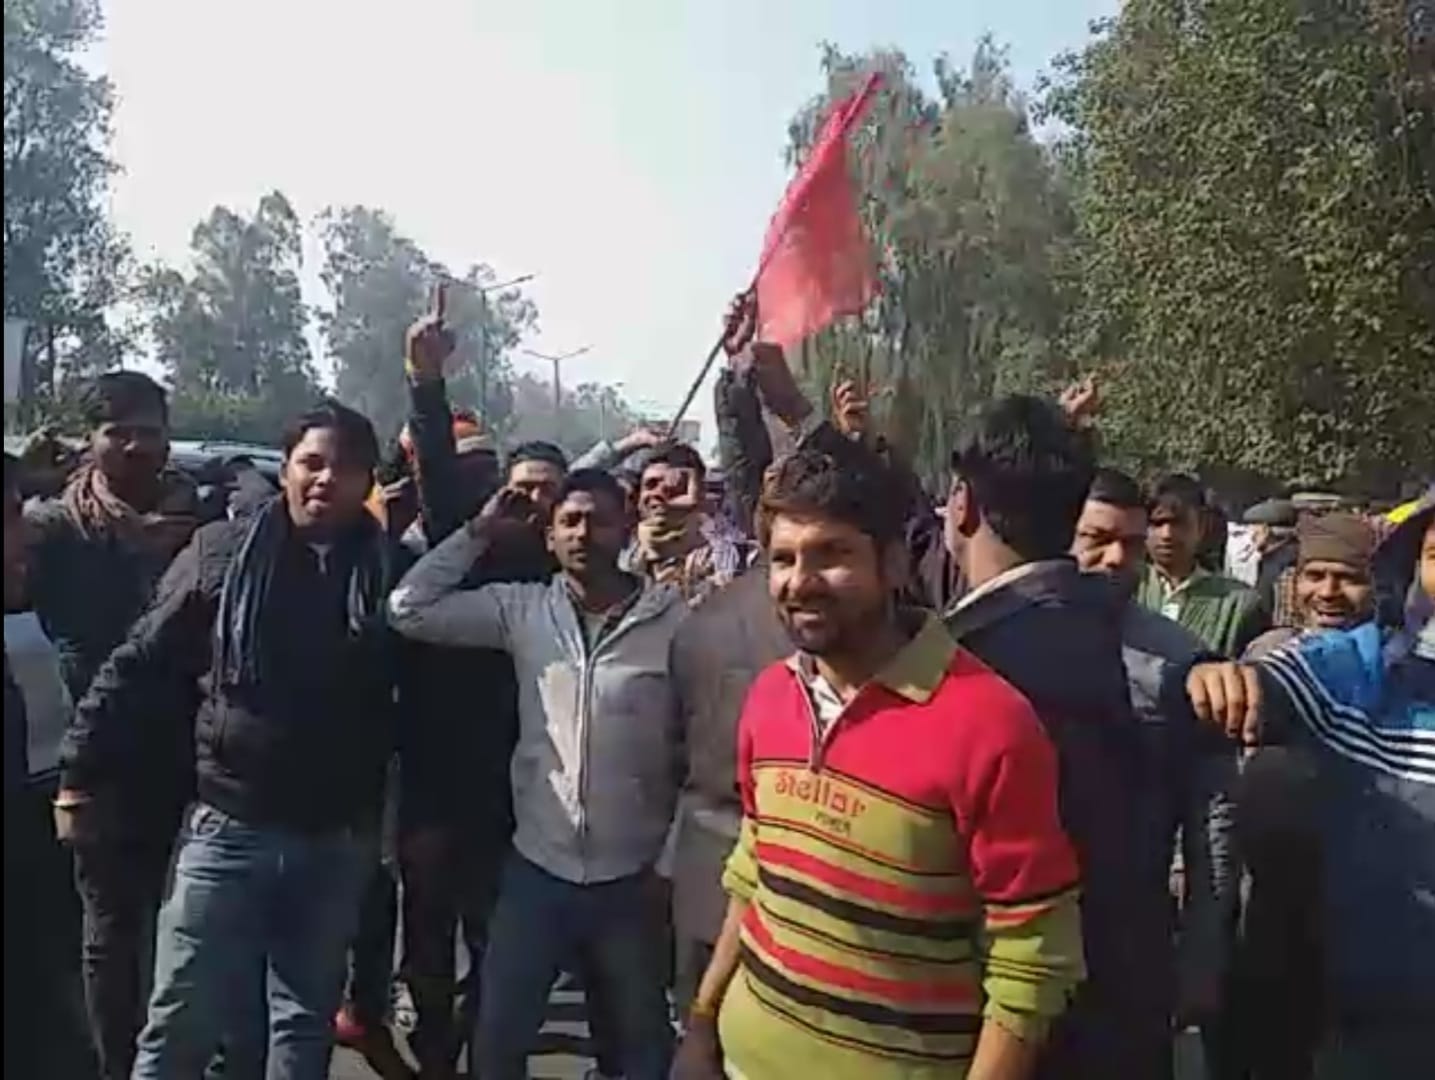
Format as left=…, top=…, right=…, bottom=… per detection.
left=777, top=597, right=882, bottom=657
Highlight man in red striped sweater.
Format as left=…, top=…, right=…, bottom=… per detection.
left=672, top=439, right=1085, bottom=1080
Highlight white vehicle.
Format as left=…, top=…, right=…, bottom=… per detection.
left=4, top=611, right=72, bottom=784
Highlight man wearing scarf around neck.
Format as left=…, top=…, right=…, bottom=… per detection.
left=629, top=442, right=748, bottom=606
left=27, top=372, right=198, bottom=699
left=25, top=371, right=200, bottom=1080
left=56, top=399, right=397, bottom=1079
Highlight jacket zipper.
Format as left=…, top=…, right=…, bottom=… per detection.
left=571, top=591, right=666, bottom=875
left=576, top=635, right=592, bottom=864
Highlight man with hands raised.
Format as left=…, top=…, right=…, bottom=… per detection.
left=388, top=461, right=688, bottom=1080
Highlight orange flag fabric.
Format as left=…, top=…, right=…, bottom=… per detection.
left=755, top=73, right=882, bottom=349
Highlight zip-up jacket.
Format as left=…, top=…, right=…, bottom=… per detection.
left=946, top=560, right=1166, bottom=1078
left=388, top=524, right=689, bottom=883
left=25, top=496, right=178, bottom=700
left=1252, top=494, right=1435, bottom=1021
left=60, top=516, right=397, bottom=832
left=670, top=562, right=789, bottom=946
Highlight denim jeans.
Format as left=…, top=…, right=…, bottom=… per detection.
left=132, top=804, right=370, bottom=1080
left=474, top=853, right=672, bottom=1080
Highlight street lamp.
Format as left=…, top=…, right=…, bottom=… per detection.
left=522, top=345, right=592, bottom=437
left=600, top=381, right=625, bottom=442
left=473, top=273, right=536, bottom=424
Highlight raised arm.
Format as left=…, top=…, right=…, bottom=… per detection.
left=387, top=521, right=523, bottom=649
left=405, top=283, right=468, bottom=544
left=714, top=365, right=770, bottom=538
left=571, top=426, right=667, bottom=473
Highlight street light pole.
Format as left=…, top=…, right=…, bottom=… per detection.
left=600, top=381, right=625, bottom=443
left=470, top=273, right=535, bottom=424
left=522, top=345, right=591, bottom=438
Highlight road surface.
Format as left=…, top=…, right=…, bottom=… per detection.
left=329, top=980, right=597, bottom=1079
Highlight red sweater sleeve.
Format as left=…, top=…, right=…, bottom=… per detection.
left=735, top=677, right=761, bottom=818
left=721, top=668, right=772, bottom=904
left=954, top=682, right=1080, bottom=904
left=949, top=674, right=1085, bottom=1036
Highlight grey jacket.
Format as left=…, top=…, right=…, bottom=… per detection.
left=669, top=566, right=790, bottom=943
left=1121, top=603, right=1238, bottom=1013
left=388, top=526, right=688, bottom=884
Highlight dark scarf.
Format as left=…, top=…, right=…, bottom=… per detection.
left=214, top=497, right=390, bottom=690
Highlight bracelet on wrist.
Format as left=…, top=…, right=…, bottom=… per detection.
left=689, top=1000, right=718, bottom=1021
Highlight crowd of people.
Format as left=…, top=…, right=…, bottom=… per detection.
left=3, top=288, right=1432, bottom=1080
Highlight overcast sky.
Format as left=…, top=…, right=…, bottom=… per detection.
left=92, top=0, right=1115, bottom=439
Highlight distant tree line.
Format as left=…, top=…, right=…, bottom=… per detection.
left=3, top=0, right=639, bottom=451
left=6, top=0, right=1431, bottom=491
left=788, top=1, right=1433, bottom=494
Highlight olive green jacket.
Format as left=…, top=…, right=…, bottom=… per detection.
left=1137, top=564, right=1267, bottom=657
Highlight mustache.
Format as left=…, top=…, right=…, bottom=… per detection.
left=778, top=596, right=835, bottom=616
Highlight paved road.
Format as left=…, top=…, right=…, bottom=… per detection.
left=329, top=983, right=596, bottom=1080
left=329, top=992, right=1210, bottom=1080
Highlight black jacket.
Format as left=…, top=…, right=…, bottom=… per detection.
left=25, top=498, right=178, bottom=700
left=396, top=378, right=545, bottom=834
left=713, top=366, right=771, bottom=537
left=394, top=533, right=549, bottom=833
left=60, top=515, right=397, bottom=832
left=945, top=560, right=1169, bottom=1079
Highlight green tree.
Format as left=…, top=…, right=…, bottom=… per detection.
left=502, top=373, right=642, bottom=460
left=3, top=0, right=131, bottom=415
left=317, top=205, right=536, bottom=442
left=138, top=192, right=319, bottom=441
left=787, top=41, right=1076, bottom=486
left=1048, top=0, right=1435, bottom=489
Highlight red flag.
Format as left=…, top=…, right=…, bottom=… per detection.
left=755, top=73, right=881, bottom=349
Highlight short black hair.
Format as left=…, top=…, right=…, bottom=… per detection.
left=1151, top=474, right=1206, bottom=515
left=80, top=371, right=168, bottom=429
left=508, top=441, right=568, bottom=473
left=280, top=398, right=379, bottom=473
left=950, top=395, right=1094, bottom=560
left=554, top=467, right=627, bottom=517
left=1088, top=467, right=1146, bottom=511
left=759, top=438, right=905, bottom=550
left=643, top=442, right=706, bottom=480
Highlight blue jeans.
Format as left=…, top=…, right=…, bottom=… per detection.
left=475, top=853, right=672, bottom=1080
left=132, top=804, right=370, bottom=1080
